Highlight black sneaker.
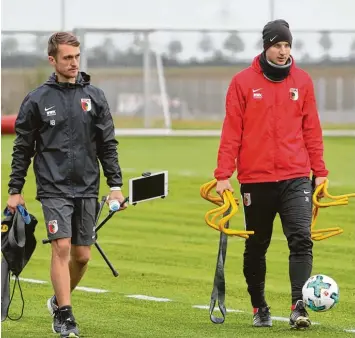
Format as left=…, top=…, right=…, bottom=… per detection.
left=47, top=296, right=62, bottom=333
left=289, top=300, right=311, bottom=329
left=60, top=317, right=80, bottom=338
left=253, top=306, right=272, bottom=327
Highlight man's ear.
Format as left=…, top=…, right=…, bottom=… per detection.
left=48, top=56, right=56, bottom=66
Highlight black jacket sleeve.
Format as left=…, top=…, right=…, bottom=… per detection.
left=8, top=94, right=39, bottom=193
left=96, top=90, right=123, bottom=188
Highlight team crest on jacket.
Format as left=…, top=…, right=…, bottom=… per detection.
left=243, top=193, right=251, bottom=206
left=81, top=98, right=92, bottom=112
left=289, top=88, right=298, bottom=101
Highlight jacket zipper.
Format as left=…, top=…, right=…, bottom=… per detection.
left=273, top=86, right=278, bottom=182
left=66, top=87, right=75, bottom=198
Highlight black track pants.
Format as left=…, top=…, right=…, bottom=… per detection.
left=240, top=177, right=313, bottom=308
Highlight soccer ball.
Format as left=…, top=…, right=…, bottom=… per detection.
left=302, top=274, right=339, bottom=312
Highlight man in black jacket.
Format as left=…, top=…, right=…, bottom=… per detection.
left=6, top=32, right=126, bottom=338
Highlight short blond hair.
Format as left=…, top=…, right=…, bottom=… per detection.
left=48, top=32, right=80, bottom=57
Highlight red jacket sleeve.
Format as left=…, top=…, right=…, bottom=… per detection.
left=214, top=76, right=244, bottom=180
left=302, top=77, right=329, bottom=177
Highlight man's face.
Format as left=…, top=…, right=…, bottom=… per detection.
left=265, top=41, right=291, bottom=65
left=48, top=44, right=80, bottom=81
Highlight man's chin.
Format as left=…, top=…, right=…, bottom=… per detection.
left=66, top=70, right=78, bottom=78
left=275, top=59, right=287, bottom=65
left=56, top=71, right=78, bottom=83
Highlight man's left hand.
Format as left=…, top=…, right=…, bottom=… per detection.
left=315, top=176, right=327, bottom=198
left=107, top=190, right=127, bottom=210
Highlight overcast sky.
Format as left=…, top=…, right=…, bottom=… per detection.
left=2, top=0, right=355, bottom=60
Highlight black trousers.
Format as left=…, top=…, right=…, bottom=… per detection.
left=240, top=177, right=313, bottom=308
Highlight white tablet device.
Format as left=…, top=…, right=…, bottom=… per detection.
left=128, top=171, right=168, bottom=205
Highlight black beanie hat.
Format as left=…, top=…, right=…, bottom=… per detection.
left=262, top=19, right=293, bottom=51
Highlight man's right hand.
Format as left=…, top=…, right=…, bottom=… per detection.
left=216, top=179, right=234, bottom=196
left=6, top=194, right=25, bottom=214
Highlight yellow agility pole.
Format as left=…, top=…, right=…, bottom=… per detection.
left=200, top=179, right=254, bottom=238
left=311, top=179, right=355, bottom=241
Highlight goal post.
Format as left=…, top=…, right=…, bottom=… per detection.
left=155, top=51, right=172, bottom=130
left=74, top=28, right=173, bottom=132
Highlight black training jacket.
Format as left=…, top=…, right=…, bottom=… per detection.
left=8, top=72, right=123, bottom=199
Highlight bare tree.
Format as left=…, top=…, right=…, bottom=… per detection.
left=350, top=37, right=355, bottom=59
left=319, top=31, right=332, bottom=59
left=167, top=39, right=183, bottom=60
left=223, top=32, right=245, bottom=60
left=102, top=37, right=117, bottom=62
left=2, top=37, right=19, bottom=56
left=88, top=45, right=108, bottom=63
left=132, top=33, right=144, bottom=53
left=198, top=32, right=214, bottom=57
left=88, top=39, right=115, bottom=64
left=254, top=37, right=263, bottom=51
left=301, top=52, right=312, bottom=63
left=34, top=35, right=48, bottom=56
left=293, top=39, right=305, bottom=58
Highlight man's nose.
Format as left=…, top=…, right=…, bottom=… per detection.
left=279, top=46, right=287, bottom=55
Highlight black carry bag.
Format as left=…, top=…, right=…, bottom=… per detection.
left=1, top=207, right=38, bottom=321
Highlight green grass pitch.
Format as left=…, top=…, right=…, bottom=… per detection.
left=1, top=135, right=355, bottom=337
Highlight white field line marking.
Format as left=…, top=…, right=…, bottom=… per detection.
left=126, top=295, right=172, bottom=302
left=11, top=278, right=353, bottom=332
left=13, top=277, right=47, bottom=284
left=75, top=286, right=108, bottom=293
left=12, top=277, right=108, bottom=293
left=192, top=305, right=243, bottom=313
left=193, top=305, right=321, bottom=325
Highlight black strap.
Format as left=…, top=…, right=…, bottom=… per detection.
left=4, top=211, right=26, bottom=321
left=6, top=275, right=25, bottom=321
left=209, top=209, right=230, bottom=324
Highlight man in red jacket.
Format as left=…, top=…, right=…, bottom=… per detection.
left=214, top=19, right=328, bottom=329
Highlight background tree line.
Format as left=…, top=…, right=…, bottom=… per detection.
left=2, top=31, right=355, bottom=68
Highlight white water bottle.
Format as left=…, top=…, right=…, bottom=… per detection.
left=109, top=200, right=120, bottom=211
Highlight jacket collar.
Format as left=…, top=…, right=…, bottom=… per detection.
left=251, top=53, right=295, bottom=75
left=45, top=71, right=91, bottom=88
